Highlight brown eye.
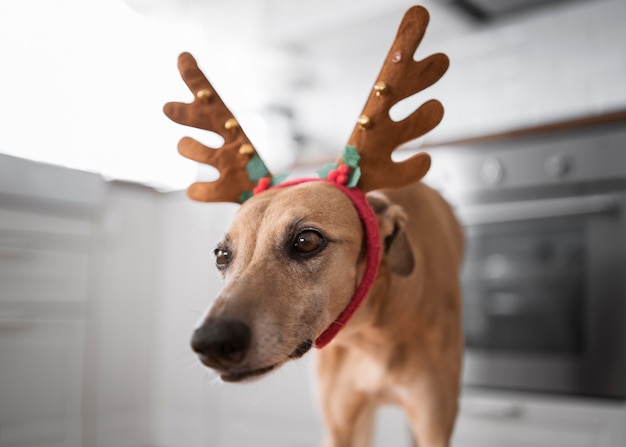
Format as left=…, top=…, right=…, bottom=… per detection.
left=294, top=230, right=325, bottom=256
left=214, top=248, right=231, bottom=269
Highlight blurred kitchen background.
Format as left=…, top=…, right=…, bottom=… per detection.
left=1, top=0, right=625, bottom=446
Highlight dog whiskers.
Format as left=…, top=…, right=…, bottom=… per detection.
left=288, top=339, right=313, bottom=359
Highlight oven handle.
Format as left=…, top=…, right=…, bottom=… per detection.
left=457, top=193, right=620, bottom=225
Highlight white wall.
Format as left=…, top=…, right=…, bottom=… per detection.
left=282, top=0, right=626, bottom=151
left=425, top=0, right=626, bottom=141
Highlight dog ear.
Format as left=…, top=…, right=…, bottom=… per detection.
left=386, top=220, right=415, bottom=277
left=367, top=193, right=415, bottom=276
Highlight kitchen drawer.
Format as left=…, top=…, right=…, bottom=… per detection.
left=452, top=391, right=626, bottom=447
left=0, top=229, right=90, bottom=302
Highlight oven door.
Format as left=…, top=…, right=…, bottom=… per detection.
left=458, top=192, right=626, bottom=399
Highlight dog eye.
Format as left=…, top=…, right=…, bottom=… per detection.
left=214, top=248, right=231, bottom=268
left=293, top=230, right=325, bottom=256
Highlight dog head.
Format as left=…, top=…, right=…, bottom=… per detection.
left=163, top=6, right=447, bottom=381
left=191, top=182, right=363, bottom=381
left=190, top=182, right=415, bottom=382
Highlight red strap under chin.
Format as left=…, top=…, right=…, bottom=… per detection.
left=273, top=178, right=382, bottom=348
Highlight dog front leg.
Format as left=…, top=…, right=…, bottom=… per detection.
left=319, top=394, right=375, bottom=447
left=402, top=370, right=460, bottom=447
left=317, top=346, right=376, bottom=447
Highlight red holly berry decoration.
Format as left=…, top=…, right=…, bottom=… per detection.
left=253, top=176, right=271, bottom=195
left=328, top=164, right=351, bottom=185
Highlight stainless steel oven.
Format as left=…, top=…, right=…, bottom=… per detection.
left=424, top=123, right=626, bottom=399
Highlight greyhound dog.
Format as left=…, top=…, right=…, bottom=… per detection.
left=164, top=6, right=464, bottom=447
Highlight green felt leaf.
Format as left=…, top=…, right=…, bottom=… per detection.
left=239, top=190, right=253, bottom=203
left=342, top=145, right=360, bottom=168
left=246, top=155, right=270, bottom=182
left=316, top=163, right=338, bottom=179
left=347, top=166, right=361, bottom=188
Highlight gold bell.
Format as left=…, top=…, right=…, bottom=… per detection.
left=373, top=82, right=388, bottom=96
left=239, top=143, right=254, bottom=156
left=224, top=118, right=239, bottom=131
left=357, top=114, right=372, bottom=129
left=196, top=89, right=213, bottom=101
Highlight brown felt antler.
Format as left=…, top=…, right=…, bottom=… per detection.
left=345, top=5, right=449, bottom=192
left=164, top=52, right=271, bottom=203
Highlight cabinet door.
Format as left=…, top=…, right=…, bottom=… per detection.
left=0, top=225, right=87, bottom=447
left=0, top=320, right=84, bottom=447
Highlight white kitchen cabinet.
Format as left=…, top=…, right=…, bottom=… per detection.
left=0, top=155, right=101, bottom=447
left=453, top=389, right=626, bottom=447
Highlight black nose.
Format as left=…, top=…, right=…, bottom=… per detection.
left=191, top=319, right=251, bottom=369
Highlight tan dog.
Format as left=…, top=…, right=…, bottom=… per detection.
left=190, top=180, right=463, bottom=446
left=164, top=6, right=464, bottom=446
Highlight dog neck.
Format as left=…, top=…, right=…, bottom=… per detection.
left=271, top=178, right=382, bottom=348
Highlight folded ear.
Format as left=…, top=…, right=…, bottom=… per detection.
left=366, top=192, right=415, bottom=276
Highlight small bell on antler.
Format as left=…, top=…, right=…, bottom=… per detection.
left=224, top=118, right=239, bottom=131
left=239, top=143, right=255, bottom=156
left=357, top=115, right=372, bottom=129
left=373, top=82, right=388, bottom=96
left=196, top=89, right=213, bottom=101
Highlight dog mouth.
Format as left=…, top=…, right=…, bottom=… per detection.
left=221, top=363, right=278, bottom=383
left=219, top=339, right=313, bottom=383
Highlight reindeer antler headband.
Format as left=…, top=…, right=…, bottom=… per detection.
left=164, top=5, right=448, bottom=348
left=164, top=5, right=448, bottom=202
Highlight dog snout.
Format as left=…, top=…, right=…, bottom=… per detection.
left=191, top=319, right=251, bottom=369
